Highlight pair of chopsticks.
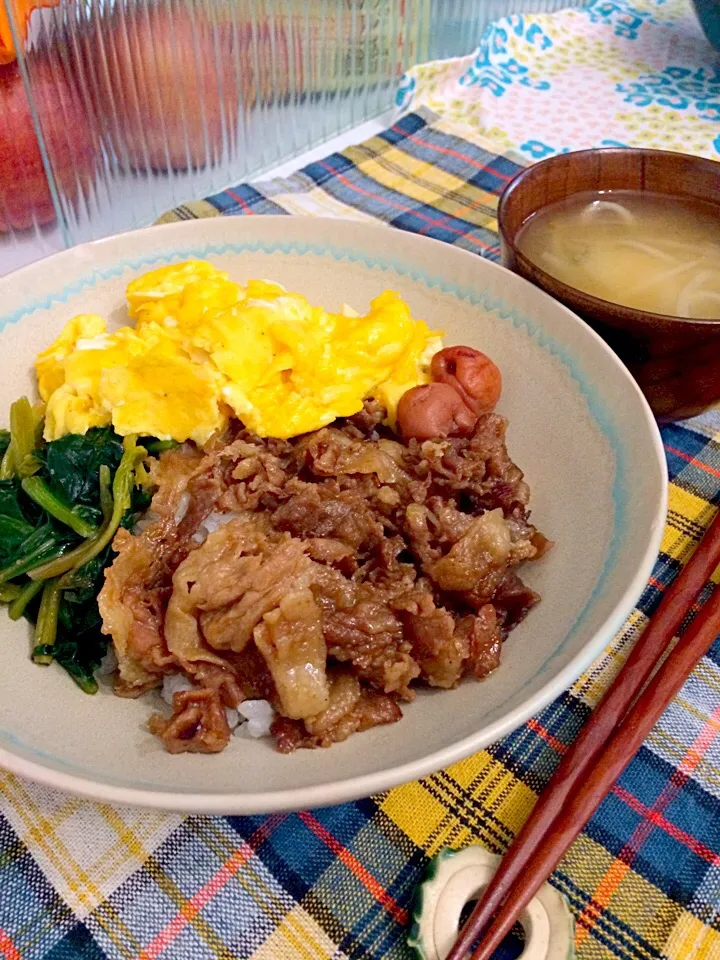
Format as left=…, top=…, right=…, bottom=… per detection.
left=446, top=509, right=720, bottom=960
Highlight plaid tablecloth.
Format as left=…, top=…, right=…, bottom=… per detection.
left=2, top=107, right=720, bottom=960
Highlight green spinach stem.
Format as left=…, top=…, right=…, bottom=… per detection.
left=30, top=436, right=146, bottom=582
left=0, top=583, right=21, bottom=603
left=22, top=477, right=98, bottom=539
left=32, top=579, right=61, bottom=664
left=8, top=579, right=43, bottom=620
left=0, top=539, right=68, bottom=585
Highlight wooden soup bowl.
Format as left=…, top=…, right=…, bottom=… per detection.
left=498, top=148, right=720, bottom=421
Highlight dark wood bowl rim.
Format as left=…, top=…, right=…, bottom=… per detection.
left=497, top=147, right=720, bottom=328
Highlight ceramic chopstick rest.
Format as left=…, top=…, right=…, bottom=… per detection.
left=408, top=846, right=576, bottom=960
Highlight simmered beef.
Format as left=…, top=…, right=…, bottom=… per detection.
left=99, top=401, right=549, bottom=753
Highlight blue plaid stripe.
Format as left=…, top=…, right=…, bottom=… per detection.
left=44, top=924, right=105, bottom=960
left=489, top=694, right=590, bottom=791
left=0, top=813, right=75, bottom=959
left=379, top=113, right=521, bottom=196
left=203, top=184, right=289, bottom=218
left=376, top=110, right=431, bottom=144
left=299, top=154, right=501, bottom=250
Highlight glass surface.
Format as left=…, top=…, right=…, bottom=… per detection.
left=1, top=0, right=587, bottom=270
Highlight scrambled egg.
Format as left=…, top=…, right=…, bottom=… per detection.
left=37, top=261, right=441, bottom=443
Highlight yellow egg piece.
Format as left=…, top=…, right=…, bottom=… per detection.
left=43, top=384, right=113, bottom=440
left=101, top=351, right=225, bottom=444
left=172, top=278, right=243, bottom=335
left=126, top=260, right=229, bottom=314
left=36, top=262, right=442, bottom=444
left=35, top=314, right=107, bottom=402
left=245, top=279, right=287, bottom=301
left=206, top=311, right=275, bottom=390
left=42, top=328, right=148, bottom=440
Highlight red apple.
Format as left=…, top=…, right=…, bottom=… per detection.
left=75, top=7, right=238, bottom=172
left=0, top=57, right=95, bottom=233
left=234, top=18, right=305, bottom=106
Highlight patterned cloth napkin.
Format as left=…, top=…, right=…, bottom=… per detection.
left=396, top=0, right=720, bottom=163
left=2, top=2, right=720, bottom=957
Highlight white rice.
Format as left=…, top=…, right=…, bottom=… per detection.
left=174, top=491, right=191, bottom=524
left=234, top=699, right=275, bottom=739
left=160, top=673, right=194, bottom=704
left=191, top=511, right=244, bottom=544
left=225, top=708, right=240, bottom=731
left=96, top=645, right=118, bottom=678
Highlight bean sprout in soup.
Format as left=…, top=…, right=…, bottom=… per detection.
left=516, top=191, right=720, bottom=319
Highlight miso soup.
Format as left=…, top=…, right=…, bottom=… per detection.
left=516, top=191, right=720, bottom=319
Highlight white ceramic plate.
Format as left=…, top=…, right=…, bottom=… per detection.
left=0, top=217, right=667, bottom=814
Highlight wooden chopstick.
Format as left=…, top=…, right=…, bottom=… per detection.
left=463, top=576, right=720, bottom=960
left=446, top=508, right=720, bottom=960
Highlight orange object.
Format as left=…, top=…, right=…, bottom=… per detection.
left=0, top=0, right=58, bottom=64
